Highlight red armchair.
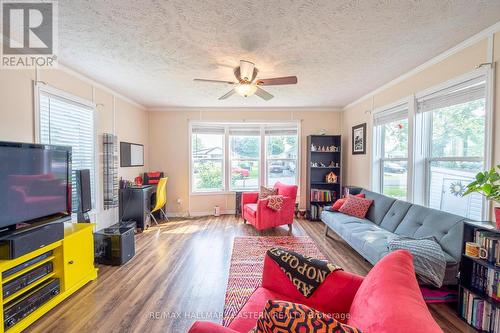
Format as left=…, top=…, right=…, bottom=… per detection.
left=241, top=182, right=298, bottom=231
left=188, top=250, right=442, bottom=333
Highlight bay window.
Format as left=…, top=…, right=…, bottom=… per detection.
left=190, top=122, right=299, bottom=193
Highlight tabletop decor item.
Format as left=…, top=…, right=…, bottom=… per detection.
left=462, top=165, right=500, bottom=228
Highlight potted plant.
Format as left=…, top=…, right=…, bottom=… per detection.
left=463, top=165, right=500, bottom=227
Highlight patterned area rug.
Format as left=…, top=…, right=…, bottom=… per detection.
left=223, top=236, right=326, bottom=326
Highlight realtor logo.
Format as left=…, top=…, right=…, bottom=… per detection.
left=1, top=0, right=58, bottom=68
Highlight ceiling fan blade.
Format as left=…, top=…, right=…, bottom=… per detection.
left=218, top=89, right=236, bottom=100
left=257, top=76, right=298, bottom=86
left=239, top=60, right=255, bottom=82
left=255, top=87, right=274, bottom=101
left=193, top=78, right=236, bottom=84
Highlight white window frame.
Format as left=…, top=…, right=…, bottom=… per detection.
left=34, top=83, right=98, bottom=216
left=189, top=121, right=300, bottom=195
left=228, top=126, right=261, bottom=192
left=415, top=69, right=492, bottom=219
left=372, top=98, right=412, bottom=201
left=371, top=67, right=493, bottom=220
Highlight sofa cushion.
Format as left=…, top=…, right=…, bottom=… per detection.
left=349, top=225, right=394, bottom=264
left=255, top=300, right=362, bottom=333
left=379, top=200, right=412, bottom=232
left=360, top=189, right=396, bottom=225
left=347, top=250, right=442, bottom=333
left=332, top=194, right=365, bottom=211
left=320, top=211, right=373, bottom=242
left=244, top=203, right=257, bottom=218
left=394, top=204, right=464, bottom=262
left=338, top=196, right=373, bottom=218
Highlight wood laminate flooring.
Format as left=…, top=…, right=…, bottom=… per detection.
left=27, top=216, right=475, bottom=333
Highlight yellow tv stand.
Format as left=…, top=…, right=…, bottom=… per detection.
left=0, top=222, right=97, bottom=332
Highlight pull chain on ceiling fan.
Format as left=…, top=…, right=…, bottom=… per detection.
left=193, top=60, right=298, bottom=101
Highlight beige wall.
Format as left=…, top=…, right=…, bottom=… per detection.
left=341, top=34, right=500, bottom=217
left=0, top=67, right=149, bottom=230
left=148, top=109, right=341, bottom=215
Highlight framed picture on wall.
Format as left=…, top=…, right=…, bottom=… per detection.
left=352, top=123, right=366, bottom=155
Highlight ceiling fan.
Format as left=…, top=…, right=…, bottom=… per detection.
left=193, top=60, right=298, bottom=101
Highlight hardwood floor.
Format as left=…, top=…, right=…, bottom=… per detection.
left=27, top=216, right=475, bottom=333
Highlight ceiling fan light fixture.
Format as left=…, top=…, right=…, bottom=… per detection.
left=235, top=83, right=257, bottom=97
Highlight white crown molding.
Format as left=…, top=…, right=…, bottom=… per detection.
left=343, top=20, right=500, bottom=110
left=148, top=107, right=343, bottom=112
left=55, top=62, right=147, bottom=110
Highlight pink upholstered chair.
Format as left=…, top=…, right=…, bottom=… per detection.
left=241, top=182, right=298, bottom=231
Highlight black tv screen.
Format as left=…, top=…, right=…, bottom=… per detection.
left=0, top=142, right=71, bottom=229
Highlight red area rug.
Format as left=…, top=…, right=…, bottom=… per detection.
left=222, top=236, right=326, bottom=326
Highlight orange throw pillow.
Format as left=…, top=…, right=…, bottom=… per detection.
left=338, top=195, right=373, bottom=218
left=332, top=193, right=365, bottom=211
left=255, top=300, right=362, bottom=333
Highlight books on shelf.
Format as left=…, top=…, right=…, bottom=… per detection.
left=474, top=231, right=500, bottom=265
left=309, top=204, right=328, bottom=220
left=462, top=288, right=500, bottom=332
left=470, top=262, right=500, bottom=301
left=310, top=189, right=336, bottom=202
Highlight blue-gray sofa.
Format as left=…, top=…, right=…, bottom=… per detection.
left=320, top=188, right=465, bottom=285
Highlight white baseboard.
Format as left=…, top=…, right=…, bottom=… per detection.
left=189, top=210, right=236, bottom=217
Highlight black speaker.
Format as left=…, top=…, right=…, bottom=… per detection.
left=76, top=169, right=92, bottom=223
left=94, top=226, right=135, bottom=266
left=0, top=222, right=64, bottom=259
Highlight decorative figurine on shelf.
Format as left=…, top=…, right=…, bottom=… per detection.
left=311, top=144, right=317, bottom=151
left=326, top=171, right=338, bottom=184
left=328, top=161, right=335, bottom=167
left=311, top=162, right=319, bottom=167
left=319, top=129, right=326, bottom=135
left=319, top=162, right=326, bottom=168
left=335, top=162, right=340, bottom=168
left=321, top=146, right=326, bottom=152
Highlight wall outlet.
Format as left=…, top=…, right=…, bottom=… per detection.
left=176, top=198, right=182, bottom=204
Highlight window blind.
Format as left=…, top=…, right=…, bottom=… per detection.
left=39, top=91, right=95, bottom=212
left=417, top=76, right=486, bottom=113
left=191, top=125, right=225, bottom=135
left=228, top=126, right=260, bottom=136
left=264, top=125, right=298, bottom=136
left=373, top=103, right=408, bottom=126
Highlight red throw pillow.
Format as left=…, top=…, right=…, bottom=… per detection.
left=267, top=195, right=283, bottom=211
left=338, top=195, right=373, bottom=218
left=255, top=300, right=362, bottom=333
left=332, top=194, right=365, bottom=211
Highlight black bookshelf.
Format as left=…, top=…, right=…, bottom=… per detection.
left=306, top=135, right=341, bottom=221
left=458, top=221, right=500, bottom=332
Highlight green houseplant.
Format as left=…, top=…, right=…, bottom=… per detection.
left=463, top=165, right=500, bottom=227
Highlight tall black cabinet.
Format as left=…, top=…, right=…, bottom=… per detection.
left=306, top=135, right=342, bottom=221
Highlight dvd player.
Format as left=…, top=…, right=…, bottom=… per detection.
left=4, top=278, right=60, bottom=330
left=2, top=251, right=53, bottom=279
left=3, top=262, right=53, bottom=298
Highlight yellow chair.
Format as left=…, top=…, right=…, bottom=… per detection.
left=149, top=177, right=168, bottom=225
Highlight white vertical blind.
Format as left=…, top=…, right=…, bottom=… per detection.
left=39, top=91, right=95, bottom=211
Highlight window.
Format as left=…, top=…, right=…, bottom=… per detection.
left=372, top=71, right=490, bottom=220
left=417, top=75, right=486, bottom=220
left=38, top=87, right=96, bottom=211
left=265, top=126, right=298, bottom=186
left=190, top=122, right=299, bottom=193
left=191, top=125, right=225, bottom=192
left=373, top=104, right=409, bottom=200
left=229, top=127, right=260, bottom=191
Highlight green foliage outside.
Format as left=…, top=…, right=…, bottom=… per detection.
left=196, top=161, right=222, bottom=190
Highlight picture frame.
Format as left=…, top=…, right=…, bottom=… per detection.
left=120, top=141, right=144, bottom=167
left=352, top=123, right=366, bottom=155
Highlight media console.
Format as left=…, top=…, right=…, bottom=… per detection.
left=0, top=223, right=97, bottom=332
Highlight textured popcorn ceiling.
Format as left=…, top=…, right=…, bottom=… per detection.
left=58, top=0, right=500, bottom=108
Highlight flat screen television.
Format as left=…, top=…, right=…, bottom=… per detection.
left=0, top=142, right=72, bottom=230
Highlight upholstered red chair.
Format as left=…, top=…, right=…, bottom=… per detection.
left=188, top=250, right=442, bottom=333
left=241, top=182, right=298, bottom=231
